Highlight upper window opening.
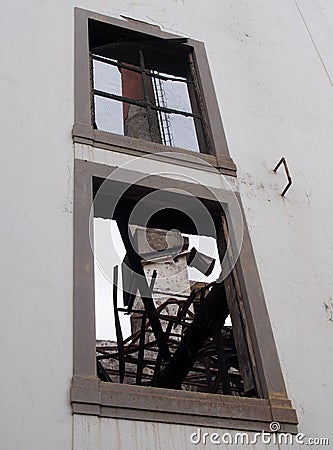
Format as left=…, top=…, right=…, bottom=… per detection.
left=89, top=19, right=209, bottom=153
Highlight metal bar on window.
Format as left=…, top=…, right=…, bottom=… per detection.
left=139, top=49, right=155, bottom=142
left=93, top=89, right=202, bottom=119
left=92, top=53, right=191, bottom=84
left=151, top=74, right=174, bottom=146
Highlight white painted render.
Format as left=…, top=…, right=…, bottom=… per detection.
left=1, top=1, right=332, bottom=450
left=73, top=415, right=284, bottom=450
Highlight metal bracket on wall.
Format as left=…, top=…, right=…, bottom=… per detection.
left=273, top=157, right=292, bottom=197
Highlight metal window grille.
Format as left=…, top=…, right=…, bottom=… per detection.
left=90, top=49, right=209, bottom=152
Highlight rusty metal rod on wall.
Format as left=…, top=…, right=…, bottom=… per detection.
left=273, top=157, right=292, bottom=197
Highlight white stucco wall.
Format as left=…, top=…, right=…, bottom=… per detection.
left=73, top=415, right=286, bottom=450
left=1, top=1, right=332, bottom=449
left=0, top=2, right=74, bottom=450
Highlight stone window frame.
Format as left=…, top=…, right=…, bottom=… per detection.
left=71, top=158, right=298, bottom=433
left=73, top=7, right=237, bottom=176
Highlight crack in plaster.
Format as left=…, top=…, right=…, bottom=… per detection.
left=323, top=299, right=333, bottom=321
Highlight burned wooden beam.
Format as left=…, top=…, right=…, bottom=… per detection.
left=115, top=213, right=170, bottom=360
left=153, top=283, right=229, bottom=389
left=112, top=265, right=125, bottom=383
left=212, top=326, right=232, bottom=395
left=218, top=215, right=257, bottom=394
left=97, top=360, right=113, bottom=383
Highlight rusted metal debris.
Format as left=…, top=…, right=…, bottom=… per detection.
left=96, top=218, right=257, bottom=397
left=96, top=266, right=257, bottom=397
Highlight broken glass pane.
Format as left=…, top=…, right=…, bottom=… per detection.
left=93, top=58, right=122, bottom=96
left=94, top=96, right=124, bottom=135
left=151, top=72, right=192, bottom=114
left=166, top=113, right=200, bottom=152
